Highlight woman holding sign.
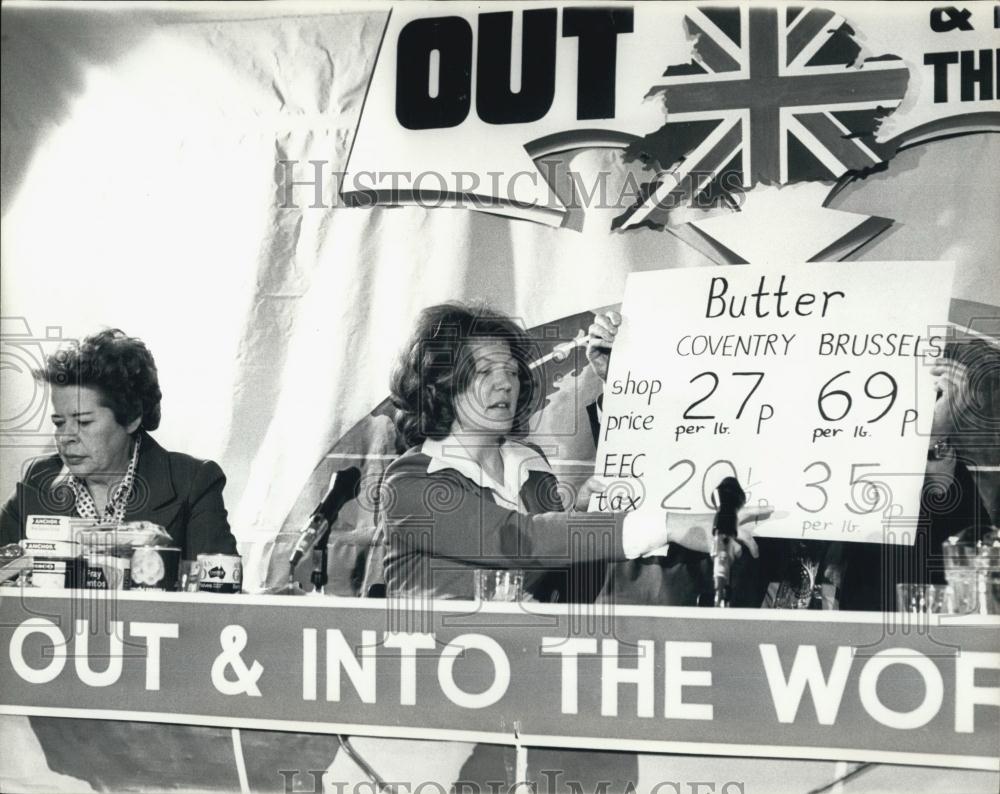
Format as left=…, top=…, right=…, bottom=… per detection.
left=366, top=304, right=771, bottom=793
left=380, top=303, right=770, bottom=602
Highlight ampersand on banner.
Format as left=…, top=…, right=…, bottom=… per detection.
left=211, top=624, right=263, bottom=697
left=930, top=7, right=974, bottom=32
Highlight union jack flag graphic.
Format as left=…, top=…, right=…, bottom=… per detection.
left=617, top=6, right=910, bottom=228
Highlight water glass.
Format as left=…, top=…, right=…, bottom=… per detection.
left=896, top=583, right=954, bottom=614
left=943, top=532, right=1000, bottom=615
left=474, top=569, right=524, bottom=602
left=178, top=560, right=201, bottom=592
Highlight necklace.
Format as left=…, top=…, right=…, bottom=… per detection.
left=71, top=435, right=141, bottom=524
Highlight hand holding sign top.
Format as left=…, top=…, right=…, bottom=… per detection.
left=586, top=310, right=621, bottom=382
left=925, top=359, right=965, bottom=484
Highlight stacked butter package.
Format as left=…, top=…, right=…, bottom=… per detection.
left=17, top=516, right=174, bottom=590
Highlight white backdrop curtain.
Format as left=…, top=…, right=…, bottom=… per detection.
left=2, top=3, right=997, bottom=589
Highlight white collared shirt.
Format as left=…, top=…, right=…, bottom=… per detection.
left=422, top=436, right=672, bottom=558
left=422, top=436, right=553, bottom=513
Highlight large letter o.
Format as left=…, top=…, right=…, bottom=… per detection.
left=858, top=648, right=944, bottom=729
left=438, top=634, right=510, bottom=709
left=10, top=618, right=67, bottom=684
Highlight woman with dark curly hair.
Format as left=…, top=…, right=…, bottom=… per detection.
left=0, top=329, right=237, bottom=560
left=381, top=303, right=771, bottom=600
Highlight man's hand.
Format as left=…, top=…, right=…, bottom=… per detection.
left=586, top=311, right=621, bottom=382
left=664, top=502, right=774, bottom=558
left=930, top=358, right=974, bottom=435
left=735, top=503, right=774, bottom=559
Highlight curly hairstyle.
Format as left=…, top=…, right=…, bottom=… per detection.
left=390, top=303, right=543, bottom=450
left=34, top=329, right=162, bottom=432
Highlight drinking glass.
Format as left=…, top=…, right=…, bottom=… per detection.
left=474, top=569, right=524, bottom=602
left=896, top=583, right=954, bottom=614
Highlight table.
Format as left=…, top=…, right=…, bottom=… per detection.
left=1, top=589, right=997, bottom=793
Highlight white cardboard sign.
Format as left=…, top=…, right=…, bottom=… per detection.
left=595, top=260, right=955, bottom=545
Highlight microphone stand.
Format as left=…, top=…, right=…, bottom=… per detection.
left=710, top=538, right=732, bottom=608
left=285, top=466, right=363, bottom=595
left=283, top=515, right=332, bottom=595
left=309, top=519, right=334, bottom=595
left=286, top=514, right=325, bottom=593
left=711, top=477, right=746, bottom=608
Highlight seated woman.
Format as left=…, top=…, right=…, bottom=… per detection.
left=381, top=303, right=769, bottom=601
left=0, top=329, right=237, bottom=560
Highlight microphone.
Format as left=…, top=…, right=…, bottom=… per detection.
left=710, top=476, right=746, bottom=608
left=288, top=467, right=363, bottom=570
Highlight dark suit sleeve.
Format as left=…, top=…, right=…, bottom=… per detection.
left=183, top=460, right=237, bottom=559
left=0, top=483, right=23, bottom=546
left=384, top=466, right=627, bottom=568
